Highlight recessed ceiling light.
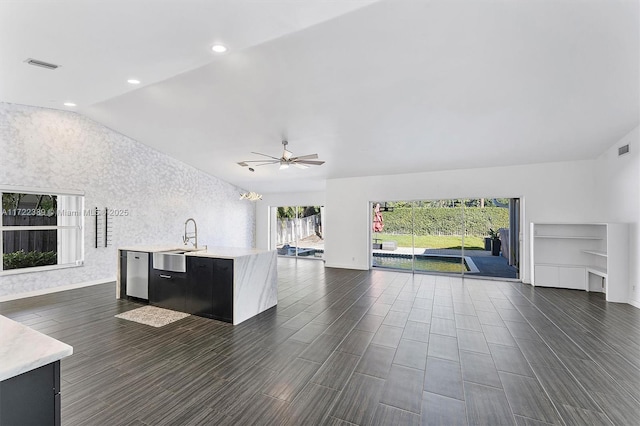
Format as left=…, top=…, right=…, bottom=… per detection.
left=127, top=79, right=141, bottom=85
left=211, top=44, right=227, bottom=53
left=63, top=102, right=76, bottom=107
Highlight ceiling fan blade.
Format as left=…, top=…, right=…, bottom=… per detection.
left=250, top=151, right=281, bottom=160
left=239, top=159, right=279, bottom=164
left=291, top=153, right=318, bottom=161
left=237, top=160, right=279, bottom=169
left=239, top=142, right=324, bottom=169
left=295, top=160, right=325, bottom=165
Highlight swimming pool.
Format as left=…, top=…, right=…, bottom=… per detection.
left=372, top=253, right=479, bottom=274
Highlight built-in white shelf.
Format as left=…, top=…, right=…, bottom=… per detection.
left=535, top=235, right=603, bottom=240
left=582, top=250, right=607, bottom=257
left=530, top=223, right=628, bottom=302
left=586, top=266, right=608, bottom=278
left=536, top=262, right=593, bottom=268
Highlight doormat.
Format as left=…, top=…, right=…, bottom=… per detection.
left=115, top=305, right=190, bottom=327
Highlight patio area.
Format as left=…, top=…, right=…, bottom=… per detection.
left=278, top=237, right=519, bottom=279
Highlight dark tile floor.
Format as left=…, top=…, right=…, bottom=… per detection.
left=1, top=258, right=639, bottom=425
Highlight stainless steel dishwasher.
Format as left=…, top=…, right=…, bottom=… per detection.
left=126, top=251, right=149, bottom=299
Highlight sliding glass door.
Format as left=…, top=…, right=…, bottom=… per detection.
left=271, top=205, right=324, bottom=260
left=413, top=199, right=467, bottom=275
left=371, top=198, right=519, bottom=279
left=371, top=202, right=415, bottom=271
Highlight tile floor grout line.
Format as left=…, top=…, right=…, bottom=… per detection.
left=3, top=262, right=639, bottom=425
left=503, top=282, right=616, bottom=426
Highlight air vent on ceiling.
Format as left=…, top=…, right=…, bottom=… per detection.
left=24, top=58, right=60, bottom=70
left=618, top=144, right=630, bottom=156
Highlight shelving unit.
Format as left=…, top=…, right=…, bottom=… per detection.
left=530, top=223, right=628, bottom=302
left=581, top=250, right=607, bottom=257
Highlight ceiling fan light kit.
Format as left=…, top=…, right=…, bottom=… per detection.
left=237, top=140, right=324, bottom=172
left=282, top=144, right=293, bottom=160
left=239, top=191, right=262, bottom=201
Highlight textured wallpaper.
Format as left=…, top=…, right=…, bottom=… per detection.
left=0, top=102, right=255, bottom=296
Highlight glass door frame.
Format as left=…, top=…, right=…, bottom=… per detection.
left=269, top=205, right=324, bottom=261
left=369, top=197, right=522, bottom=280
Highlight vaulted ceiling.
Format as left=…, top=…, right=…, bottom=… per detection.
left=2, top=0, right=638, bottom=193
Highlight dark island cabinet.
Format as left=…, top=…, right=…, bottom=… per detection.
left=186, top=257, right=233, bottom=322
left=119, top=250, right=127, bottom=298
left=186, top=257, right=214, bottom=317
left=149, top=270, right=187, bottom=312
left=0, top=361, right=61, bottom=426
left=212, top=258, right=233, bottom=322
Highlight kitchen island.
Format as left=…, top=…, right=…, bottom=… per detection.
left=0, top=315, right=73, bottom=425
left=117, top=246, right=277, bottom=325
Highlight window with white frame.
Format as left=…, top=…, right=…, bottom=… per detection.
left=1, top=187, right=84, bottom=273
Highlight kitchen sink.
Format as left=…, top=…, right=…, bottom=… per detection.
left=153, top=251, right=187, bottom=272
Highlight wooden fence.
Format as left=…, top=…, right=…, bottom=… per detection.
left=277, top=214, right=322, bottom=245
left=2, top=215, right=58, bottom=253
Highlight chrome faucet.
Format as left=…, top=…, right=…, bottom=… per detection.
left=183, top=218, right=198, bottom=249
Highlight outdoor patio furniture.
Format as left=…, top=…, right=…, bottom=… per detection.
left=382, top=241, right=397, bottom=250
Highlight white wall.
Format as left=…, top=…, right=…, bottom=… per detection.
left=324, top=160, right=599, bottom=283
left=0, top=103, right=254, bottom=297
left=256, top=137, right=639, bottom=306
left=595, top=126, right=640, bottom=307
left=255, top=191, right=326, bottom=250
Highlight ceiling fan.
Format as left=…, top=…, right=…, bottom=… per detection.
left=237, top=140, right=325, bottom=172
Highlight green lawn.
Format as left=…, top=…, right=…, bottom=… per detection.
left=373, top=233, right=485, bottom=250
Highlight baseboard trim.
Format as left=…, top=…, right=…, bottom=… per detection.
left=0, top=277, right=115, bottom=302
left=629, top=299, right=640, bottom=310
left=324, top=262, right=369, bottom=271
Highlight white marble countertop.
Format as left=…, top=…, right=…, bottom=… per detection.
left=0, top=315, right=73, bottom=381
left=118, top=245, right=273, bottom=259
left=186, top=247, right=274, bottom=260
left=118, top=245, right=188, bottom=253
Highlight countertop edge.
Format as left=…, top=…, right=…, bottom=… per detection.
left=0, top=315, right=73, bottom=382
left=185, top=250, right=276, bottom=260
left=118, top=245, right=185, bottom=253
left=118, top=246, right=275, bottom=259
